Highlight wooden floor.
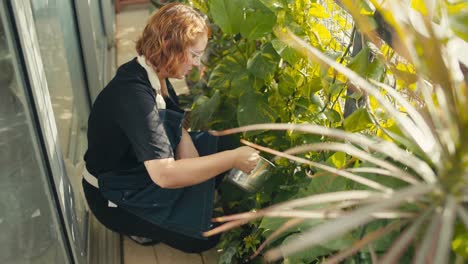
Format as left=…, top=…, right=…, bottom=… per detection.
left=116, top=4, right=219, bottom=263
left=123, top=237, right=220, bottom=264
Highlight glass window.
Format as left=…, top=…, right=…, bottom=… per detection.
left=90, top=1, right=107, bottom=87
left=0, top=10, right=68, bottom=264
left=29, top=0, right=89, bottom=259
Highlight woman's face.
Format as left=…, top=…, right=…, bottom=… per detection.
left=174, top=32, right=208, bottom=79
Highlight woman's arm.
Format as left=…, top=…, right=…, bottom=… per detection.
left=175, top=128, right=199, bottom=160
left=144, top=146, right=258, bottom=189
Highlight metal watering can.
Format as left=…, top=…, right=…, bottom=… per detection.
left=226, top=156, right=276, bottom=192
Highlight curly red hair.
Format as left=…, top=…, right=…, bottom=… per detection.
left=136, top=3, right=209, bottom=78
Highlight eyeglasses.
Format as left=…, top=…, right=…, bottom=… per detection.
left=189, top=49, right=204, bottom=64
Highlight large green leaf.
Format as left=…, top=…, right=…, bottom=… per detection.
left=343, top=107, right=373, bottom=132
left=247, top=43, right=280, bottom=79
left=208, top=54, right=250, bottom=96
left=210, top=0, right=275, bottom=39
left=237, top=90, right=277, bottom=136
left=355, top=220, right=400, bottom=252
left=277, top=71, right=297, bottom=96
left=303, top=77, right=324, bottom=97
left=282, top=234, right=333, bottom=263
left=258, top=0, right=286, bottom=12
left=300, top=173, right=349, bottom=196
left=347, top=46, right=370, bottom=76
left=209, top=0, right=244, bottom=34
left=271, top=39, right=303, bottom=65
left=260, top=217, right=322, bottom=244
left=190, top=90, right=221, bottom=130
left=353, top=160, right=409, bottom=190
left=240, top=0, right=276, bottom=39
left=368, top=58, right=386, bottom=81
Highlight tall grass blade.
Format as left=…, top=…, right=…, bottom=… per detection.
left=250, top=218, right=305, bottom=260
left=435, top=85, right=459, bottom=155
left=240, top=139, right=393, bottom=192
left=419, top=79, right=450, bottom=169
left=379, top=210, right=432, bottom=264
left=211, top=123, right=437, bottom=183
left=323, top=220, right=405, bottom=264
left=434, top=196, right=457, bottom=264
left=284, top=142, right=420, bottom=184
left=214, top=191, right=376, bottom=224
left=457, top=205, right=468, bottom=228
left=262, top=209, right=415, bottom=219
left=264, top=184, right=435, bottom=261
left=413, top=210, right=441, bottom=264
left=370, top=79, right=441, bottom=163
left=346, top=167, right=394, bottom=176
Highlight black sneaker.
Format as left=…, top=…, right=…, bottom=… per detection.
left=128, top=235, right=161, bottom=246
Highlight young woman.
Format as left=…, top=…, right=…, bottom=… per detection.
left=82, top=3, right=259, bottom=253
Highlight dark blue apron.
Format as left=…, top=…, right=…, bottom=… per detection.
left=97, top=109, right=218, bottom=239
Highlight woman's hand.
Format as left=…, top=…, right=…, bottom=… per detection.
left=232, top=146, right=260, bottom=174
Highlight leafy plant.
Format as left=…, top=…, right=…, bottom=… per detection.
left=191, top=0, right=468, bottom=263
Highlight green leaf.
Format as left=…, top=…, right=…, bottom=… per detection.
left=208, top=54, right=249, bottom=96
left=209, top=0, right=244, bottom=34
left=190, top=90, right=221, bottom=130
left=322, top=234, right=355, bottom=251
left=282, top=233, right=332, bottom=262
left=231, top=74, right=253, bottom=97
left=354, top=160, right=408, bottom=190
left=237, top=90, right=278, bottom=136
left=271, top=39, right=303, bottom=65
left=240, top=0, right=276, bottom=39
left=301, top=173, right=348, bottom=196
left=324, top=109, right=341, bottom=123
left=343, top=108, right=373, bottom=132
left=260, top=217, right=322, bottom=244
left=218, top=246, right=237, bottom=264
left=452, top=224, right=468, bottom=259
left=327, top=152, right=347, bottom=169
left=258, top=0, right=286, bottom=11
left=247, top=43, right=280, bottom=79
left=368, top=59, right=386, bottom=81
left=210, top=0, right=275, bottom=39
left=356, top=220, right=400, bottom=252
left=347, top=46, right=370, bottom=76
left=308, top=3, right=330, bottom=19
left=278, top=71, right=297, bottom=96
left=304, top=77, right=324, bottom=96
left=329, top=83, right=343, bottom=97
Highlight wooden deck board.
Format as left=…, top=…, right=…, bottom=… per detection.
left=153, top=243, right=203, bottom=264
left=201, top=248, right=221, bottom=264
left=123, top=237, right=158, bottom=264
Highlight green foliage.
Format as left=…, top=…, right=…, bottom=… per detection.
left=190, top=90, right=221, bottom=130
left=343, top=108, right=373, bottom=132
left=182, top=0, right=467, bottom=263
left=237, top=90, right=278, bottom=136
left=448, top=1, right=468, bottom=41
left=452, top=224, right=468, bottom=259
left=209, top=0, right=276, bottom=39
